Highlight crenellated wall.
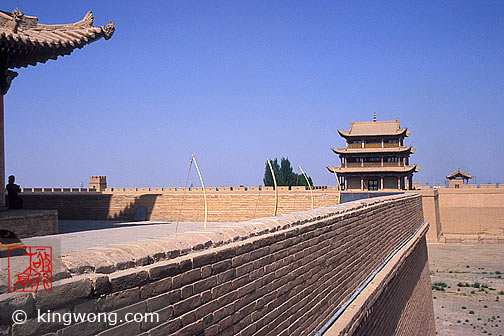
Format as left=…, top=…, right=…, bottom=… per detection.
left=0, top=194, right=435, bottom=336
left=18, top=184, right=504, bottom=242
left=19, top=187, right=343, bottom=222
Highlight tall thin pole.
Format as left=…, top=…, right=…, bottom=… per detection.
left=333, top=172, right=341, bottom=205
left=299, top=165, right=314, bottom=209
left=0, top=94, right=5, bottom=209
left=192, top=154, right=207, bottom=229
left=267, top=158, right=278, bottom=216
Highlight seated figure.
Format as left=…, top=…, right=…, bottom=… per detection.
left=6, top=175, right=23, bottom=209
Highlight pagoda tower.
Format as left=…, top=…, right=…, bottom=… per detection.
left=327, top=114, right=419, bottom=191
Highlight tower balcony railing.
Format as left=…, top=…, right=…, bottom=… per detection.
left=346, top=142, right=402, bottom=149
left=342, top=162, right=408, bottom=168
left=363, top=143, right=382, bottom=148
left=383, top=162, right=402, bottom=167
left=363, top=161, right=382, bottom=167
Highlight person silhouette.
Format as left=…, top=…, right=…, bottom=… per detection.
left=6, top=175, right=23, bottom=209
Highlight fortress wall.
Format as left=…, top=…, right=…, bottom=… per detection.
left=408, top=188, right=504, bottom=240
left=408, top=190, right=441, bottom=242
left=325, top=224, right=434, bottom=336
left=436, top=188, right=504, bottom=236
left=1, top=194, right=434, bottom=336
left=0, top=210, right=57, bottom=238
left=19, top=186, right=504, bottom=240
left=19, top=190, right=342, bottom=222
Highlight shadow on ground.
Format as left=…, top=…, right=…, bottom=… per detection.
left=58, top=220, right=170, bottom=234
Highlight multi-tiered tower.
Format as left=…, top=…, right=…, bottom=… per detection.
left=327, top=115, right=419, bottom=191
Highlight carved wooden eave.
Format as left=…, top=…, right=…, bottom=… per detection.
left=0, top=9, right=115, bottom=69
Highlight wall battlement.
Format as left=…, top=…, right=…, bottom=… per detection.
left=20, top=186, right=339, bottom=194
left=18, top=185, right=504, bottom=243
left=415, top=183, right=502, bottom=190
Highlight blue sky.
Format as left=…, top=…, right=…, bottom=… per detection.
left=3, top=1, right=504, bottom=188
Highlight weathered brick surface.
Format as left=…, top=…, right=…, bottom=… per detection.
left=0, top=210, right=57, bottom=238
left=324, top=225, right=435, bottom=336
left=410, top=188, right=504, bottom=242
left=20, top=190, right=343, bottom=222
left=0, top=194, right=434, bottom=335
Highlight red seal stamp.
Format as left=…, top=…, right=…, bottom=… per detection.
left=8, top=246, right=53, bottom=292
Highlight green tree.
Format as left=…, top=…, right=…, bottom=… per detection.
left=263, top=158, right=280, bottom=187
left=263, top=157, right=314, bottom=187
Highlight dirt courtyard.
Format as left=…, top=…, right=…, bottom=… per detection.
left=428, top=243, right=504, bottom=336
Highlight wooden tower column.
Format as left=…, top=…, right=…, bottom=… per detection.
left=0, top=93, right=4, bottom=209
left=0, top=70, right=17, bottom=209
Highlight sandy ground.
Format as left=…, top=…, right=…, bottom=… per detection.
left=428, top=243, right=504, bottom=336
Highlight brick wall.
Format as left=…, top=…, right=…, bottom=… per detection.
left=19, top=186, right=504, bottom=241
left=0, top=194, right=434, bottom=336
left=0, top=210, right=57, bottom=238
left=326, top=230, right=435, bottom=335
left=408, top=190, right=441, bottom=242
left=409, top=188, right=504, bottom=241
left=20, top=190, right=342, bottom=222
left=437, top=189, right=504, bottom=235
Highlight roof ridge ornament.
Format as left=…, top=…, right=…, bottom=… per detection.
left=373, top=112, right=376, bottom=122
left=101, top=20, right=115, bottom=40
left=83, top=11, right=94, bottom=26
left=11, top=8, right=24, bottom=33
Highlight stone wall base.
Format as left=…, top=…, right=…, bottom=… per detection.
left=438, top=234, right=504, bottom=244
left=0, top=210, right=58, bottom=238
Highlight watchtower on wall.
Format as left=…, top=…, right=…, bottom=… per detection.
left=89, top=176, right=107, bottom=191
left=327, top=114, right=420, bottom=191
left=446, top=169, right=472, bottom=188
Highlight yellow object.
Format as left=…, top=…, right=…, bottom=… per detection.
left=192, top=155, right=208, bottom=229
left=267, top=158, right=278, bottom=216
left=299, top=165, right=314, bottom=209
left=334, top=172, right=341, bottom=205
left=0, top=242, right=25, bottom=252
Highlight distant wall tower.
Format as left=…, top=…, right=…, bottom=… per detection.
left=89, top=176, right=107, bottom=191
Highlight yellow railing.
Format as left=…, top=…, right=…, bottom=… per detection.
left=364, top=143, right=382, bottom=148
left=347, top=143, right=362, bottom=148
left=383, top=142, right=399, bottom=148
left=363, top=161, right=381, bottom=167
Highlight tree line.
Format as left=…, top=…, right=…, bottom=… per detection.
left=263, top=157, right=313, bottom=187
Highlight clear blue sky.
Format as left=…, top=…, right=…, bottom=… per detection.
left=3, top=1, right=504, bottom=188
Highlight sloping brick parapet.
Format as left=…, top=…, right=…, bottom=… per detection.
left=0, top=194, right=435, bottom=336
left=323, top=220, right=434, bottom=335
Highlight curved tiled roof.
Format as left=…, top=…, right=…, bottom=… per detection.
left=331, top=146, right=414, bottom=155
left=446, top=169, right=472, bottom=180
left=0, top=9, right=114, bottom=69
left=338, top=119, right=408, bottom=137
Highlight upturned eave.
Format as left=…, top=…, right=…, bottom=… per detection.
left=331, top=145, right=413, bottom=155
left=0, top=9, right=115, bottom=69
